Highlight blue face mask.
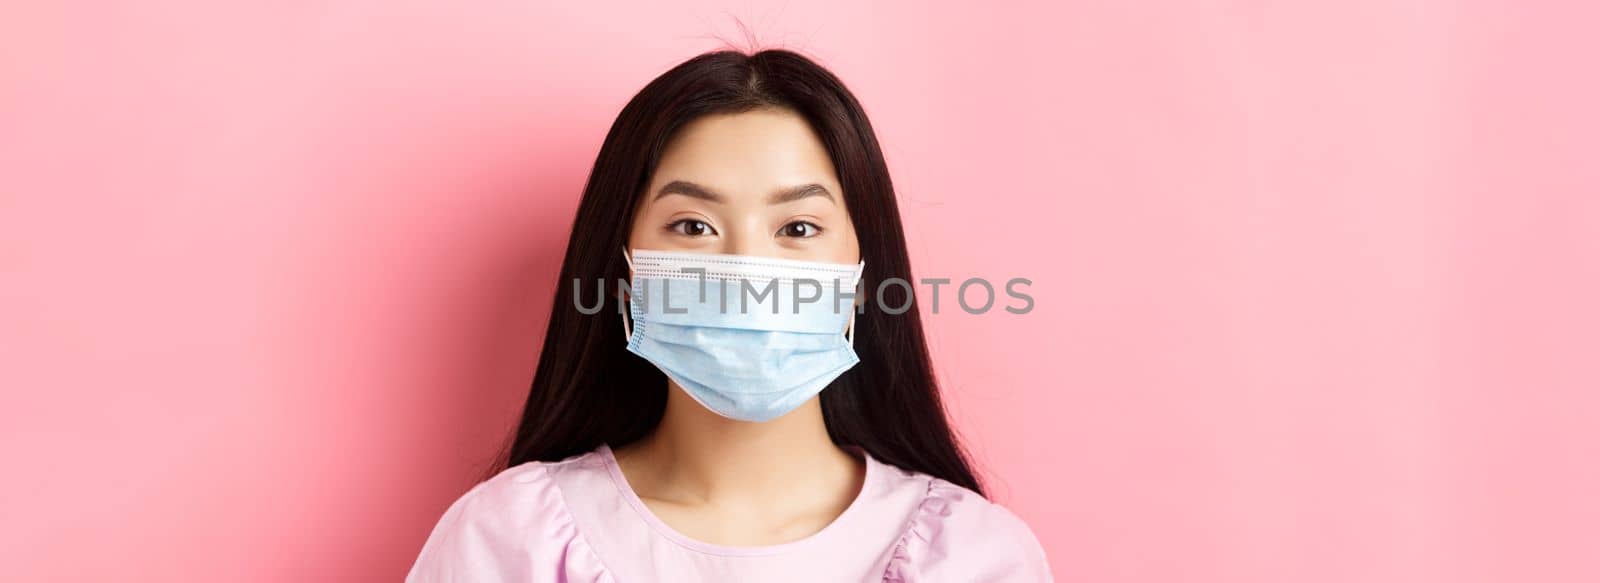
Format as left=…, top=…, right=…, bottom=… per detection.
left=621, top=248, right=865, bottom=422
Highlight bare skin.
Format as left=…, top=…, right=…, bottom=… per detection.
left=614, top=107, right=865, bottom=547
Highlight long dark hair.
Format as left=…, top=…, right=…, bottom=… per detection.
left=501, top=49, right=984, bottom=495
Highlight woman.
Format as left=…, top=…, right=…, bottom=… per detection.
left=407, top=49, right=1052, bottom=582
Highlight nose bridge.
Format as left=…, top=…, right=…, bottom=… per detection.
left=722, top=211, right=770, bottom=257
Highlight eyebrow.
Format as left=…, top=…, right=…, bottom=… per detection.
left=654, top=180, right=722, bottom=202
left=653, top=180, right=835, bottom=205
left=769, top=183, right=834, bottom=205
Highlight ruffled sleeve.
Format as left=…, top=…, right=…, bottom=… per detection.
left=406, top=463, right=612, bottom=583
left=883, top=478, right=1054, bottom=582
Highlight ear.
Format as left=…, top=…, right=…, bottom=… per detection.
left=620, top=246, right=635, bottom=301
left=618, top=247, right=636, bottom=339
left=852, top=261, right=867, bottom=311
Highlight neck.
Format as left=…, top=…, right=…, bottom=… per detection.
left=615, top=380, right=861, bottom=505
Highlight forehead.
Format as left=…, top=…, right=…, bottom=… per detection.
left=650, top=109, right=841, bottom=198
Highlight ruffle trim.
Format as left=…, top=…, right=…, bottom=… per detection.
left=523, top=463, right=616, bottom=583
left=881, top=477, right=968, bottom=582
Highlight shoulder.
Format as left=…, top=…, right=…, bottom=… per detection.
left=884, top=473, right=1054, bottom=582
left=436, top=460, right=567, bottom=529
left=406, top=453, right=609, bottom=582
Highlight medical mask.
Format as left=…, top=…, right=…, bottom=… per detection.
left=620, top=248, right=865, bottom=422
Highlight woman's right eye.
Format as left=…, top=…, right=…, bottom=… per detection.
left=668, top=219, right=717, bottom=237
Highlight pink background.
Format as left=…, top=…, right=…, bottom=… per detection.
left=3, top=1, right=1597, bottom=581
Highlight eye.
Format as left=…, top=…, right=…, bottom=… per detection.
left=668, top=219, right=717, bottom=237
left=778, top=221, right=823, bottom=238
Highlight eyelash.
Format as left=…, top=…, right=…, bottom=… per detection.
left=664, top=219, right=824, bottom=238
left=779, top=221, right=823, bottom=238
left=666, top=218, right=717, bottom=237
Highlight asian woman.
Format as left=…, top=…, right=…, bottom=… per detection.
left=407, top=48, right=1052, bottom=582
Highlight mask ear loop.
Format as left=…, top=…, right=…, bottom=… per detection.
left=845, top=260, right=866, bottom=348
left=846, top=310, right=857, bottom=348
left=620, top=247, right=635, bottom=341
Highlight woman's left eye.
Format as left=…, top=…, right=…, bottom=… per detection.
left=779, top=221, right=823, bottom=238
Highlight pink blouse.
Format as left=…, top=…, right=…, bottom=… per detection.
left=406, top=443, right=1053, bottom=582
